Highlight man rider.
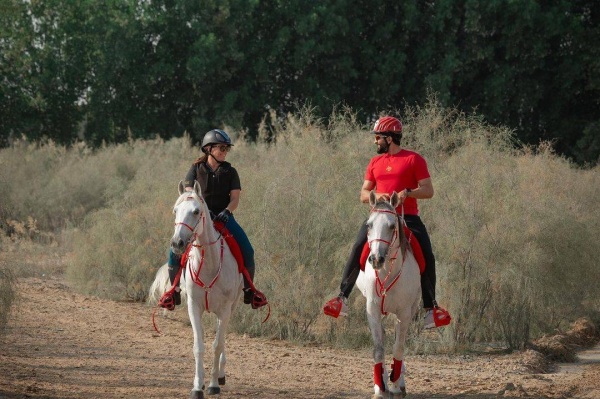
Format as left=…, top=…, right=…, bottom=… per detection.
left=323, top=116, right=451, bottom=329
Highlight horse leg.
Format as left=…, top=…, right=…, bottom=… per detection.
left=367, top=309, right=388, bottom=399
left=188, top=299, right=205, bottom=398
left=388, top=313, right=411, bottom=398
left=207, top=308, right=232, bottom=395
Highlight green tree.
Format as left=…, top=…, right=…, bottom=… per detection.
left=1, top=0, right=598, bottom=163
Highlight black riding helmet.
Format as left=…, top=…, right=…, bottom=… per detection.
left=201, top=129, right=233, bottom=151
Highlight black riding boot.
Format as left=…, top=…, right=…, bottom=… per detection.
left=242, top=263, right=255, bottom=304
left=168, top=252, right=182, bottom=306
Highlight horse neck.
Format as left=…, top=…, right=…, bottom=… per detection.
left=397, top=215, right=409, bottom=257
left=193, top=202, right=221, bottom=257
left=381, top=216, right=407, bottom=275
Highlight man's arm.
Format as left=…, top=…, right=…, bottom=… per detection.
left=399, top=177, right=434, bottom=202
left=360, top=180, right=390, bottom=203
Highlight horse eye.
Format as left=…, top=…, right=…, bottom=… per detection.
left=193, top=208, right=200, bottom=215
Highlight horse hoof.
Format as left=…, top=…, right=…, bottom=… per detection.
left=190, top=390, right=204, bottom=399
left=218, top=376, right=226, bottom=386
left=371, top=394, right=385, bottom=399
left=206, top=386, right=220, bottom=395
left=391, top=387, right=407, bottom=398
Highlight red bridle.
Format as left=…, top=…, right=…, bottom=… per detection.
left=367, top=208, right=399, bottom=249
left=173, top=195, right=209, bottom=245
left=174, top=195, right=230, bottom=312
left=368, top=206, right=408, bottom=315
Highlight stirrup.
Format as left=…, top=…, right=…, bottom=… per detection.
left=158, top=292, right=176, bottom=311
left=323, top=296, right=345, bottom=318
left=251, top=290, right=269, bottom=309
left=432, top=306, right=452, bottom=327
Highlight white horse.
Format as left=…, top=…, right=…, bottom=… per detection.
left=151, top=181, right=243, bottom=399
left=355, top=191, right=422, bottom=399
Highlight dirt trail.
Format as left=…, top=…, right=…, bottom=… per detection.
left=1, top=276, right=599, bottom=399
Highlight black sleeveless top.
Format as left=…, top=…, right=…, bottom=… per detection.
left=183, top=161, right=241, bottom=214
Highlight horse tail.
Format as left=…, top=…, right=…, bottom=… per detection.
left=147, top=263, right=187, bottom=305
left=148, top=263, right=169, bottom=305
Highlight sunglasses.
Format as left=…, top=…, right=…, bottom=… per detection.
left=374, top=134, right=389, bottom=141
left=216, top=145, right=231, bottom=153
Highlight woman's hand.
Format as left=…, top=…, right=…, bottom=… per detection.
left=215, top=209, right=232, bottom=223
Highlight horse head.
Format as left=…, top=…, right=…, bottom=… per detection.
left=366, top=191, right=401, bottom=270
left=171, top=180, right=209, bottom=255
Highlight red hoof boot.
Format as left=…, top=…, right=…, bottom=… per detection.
left=323, top=296, right=348, bottom=318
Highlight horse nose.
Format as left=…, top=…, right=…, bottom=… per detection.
left=368, top=254, right=386, bottom=269
left=171, top=238, right=185, bottom=254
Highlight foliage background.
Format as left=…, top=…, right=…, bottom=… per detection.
left=1, top=0, right=599, bottom=164
left=1, top=101, right=599, bottom=350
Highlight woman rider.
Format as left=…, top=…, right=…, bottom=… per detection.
left=160, top=129, right=258, bottom=309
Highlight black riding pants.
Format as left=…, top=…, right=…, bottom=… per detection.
left=339, top=214, right=437, bottom=308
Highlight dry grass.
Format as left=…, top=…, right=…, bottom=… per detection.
left=0, top=260, right=16, bottom=335
left=1, top=99, right=599, bottom=352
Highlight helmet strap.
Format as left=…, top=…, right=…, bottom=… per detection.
left=206, top=146, right=224, bottom=167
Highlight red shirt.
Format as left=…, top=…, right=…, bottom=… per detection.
left=364, top=149, right=430, bottom=215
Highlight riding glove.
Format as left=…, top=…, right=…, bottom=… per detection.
left=215, top=209, right=232, bottom=224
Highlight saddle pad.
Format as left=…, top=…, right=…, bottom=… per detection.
left=359, top=226, right=425, bottom=274
left=214, top=221, right=245, bottom=274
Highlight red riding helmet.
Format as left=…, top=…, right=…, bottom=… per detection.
left=372, top=116, right=402, bottom=134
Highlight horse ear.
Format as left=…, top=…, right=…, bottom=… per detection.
left=193, top=180, right=202, bottom=197
left=369, top=190, right=377, bottom=207
left=390, top=191, right=400, bottom=208
left=178, top=180, right=185, bottom=195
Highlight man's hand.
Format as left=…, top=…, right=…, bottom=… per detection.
left=399, top=188, right=411, bottom=203
left=376, top=193, right=390, bottom=202
left=215, top=209, right=232, bottom=224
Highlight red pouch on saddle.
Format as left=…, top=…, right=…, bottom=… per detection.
left=359, top=226, right=426, bottom=273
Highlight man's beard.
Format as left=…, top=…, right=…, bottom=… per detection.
left=376, top=141, right=389, bottom=154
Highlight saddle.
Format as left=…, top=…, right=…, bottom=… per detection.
left=360, top=225, right=426, bottom=274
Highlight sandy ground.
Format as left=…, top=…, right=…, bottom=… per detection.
left=1, top=276, right=599, bottom=399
